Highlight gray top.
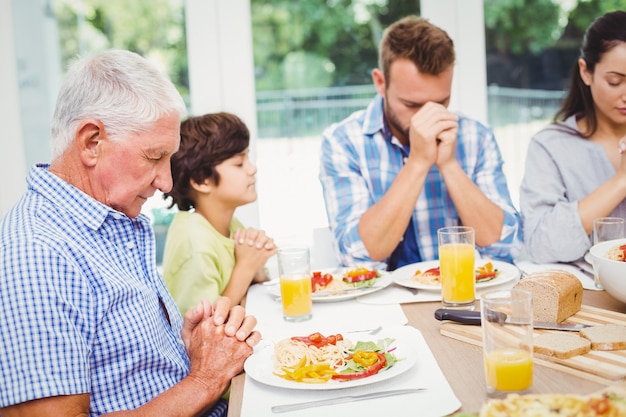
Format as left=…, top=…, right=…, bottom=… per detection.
left=520, top=115, right=626, bottom=263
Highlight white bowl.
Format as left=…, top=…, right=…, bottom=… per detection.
left=589, top=238, right=626, bottom=304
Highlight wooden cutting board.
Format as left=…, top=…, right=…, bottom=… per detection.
left=440, top=305, right=626, bottom=385
left=598, top=379, right=626, bottom=397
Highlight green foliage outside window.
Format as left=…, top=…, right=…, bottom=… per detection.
left=54, top=0, right=188, bottom=101
left=52, top=0, right=622, bottom=95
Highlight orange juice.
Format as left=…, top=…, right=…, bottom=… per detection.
left=439, top=243, right=475, bottom=303
left=279, top=275, right=312, bottom=320
left=485, top=348, right=533, bottom=391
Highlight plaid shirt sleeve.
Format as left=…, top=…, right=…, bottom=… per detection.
left=459, top=117, right=522, bottom=262
left=319, top=116, right=377, bottom=267
left=0, top=212, right=93, bottom=405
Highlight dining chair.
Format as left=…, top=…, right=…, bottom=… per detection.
left=311, top=226, right=340, bottom=269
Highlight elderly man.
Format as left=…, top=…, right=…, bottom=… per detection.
left=0, top=49, right=259, bottom=417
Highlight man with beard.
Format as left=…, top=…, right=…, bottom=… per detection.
left=319, top=16, right=521, bottom=271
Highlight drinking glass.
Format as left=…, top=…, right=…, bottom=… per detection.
left=481, top=289, right=534, bottom=397
left=438, top=226, right=475, bottom=309
left=277, top=247, right=312, bottom=322
left=592, top=217, right=625, bottom=289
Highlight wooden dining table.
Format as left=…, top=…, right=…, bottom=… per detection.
left=228, top=288, right=626, bottom=416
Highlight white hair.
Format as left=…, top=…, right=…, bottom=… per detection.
left=50, top=49, right=187, bottom=160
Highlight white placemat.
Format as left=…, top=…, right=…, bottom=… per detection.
left=515, top=260, right=601, bottom=291
left=246, top=284, right=408, bottom=341
left=356, top=278, right=521, bottom=305
left=239, top=325, right=461, bottom=417
left=356, top=283, right=441, bottom=304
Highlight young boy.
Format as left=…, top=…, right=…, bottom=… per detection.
left=162, top=112, right=276, bottom=311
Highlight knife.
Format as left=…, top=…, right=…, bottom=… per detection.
left=312, top=287, right=372, bottom=297
left=434, top=308, right=592, bottom=331
left=271, top=388, right=425, bottom=413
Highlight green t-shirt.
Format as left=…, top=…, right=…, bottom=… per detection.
left=162, top=211, right=244, bottom=315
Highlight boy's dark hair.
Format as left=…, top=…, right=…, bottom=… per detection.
left=165, top=112, right=250, bottom=211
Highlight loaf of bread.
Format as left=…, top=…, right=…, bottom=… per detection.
left=513, top=270, right=583, bottom=323
left=580, top=324, right=626, bottom=351
left=532, top=332, right=591, bottom=359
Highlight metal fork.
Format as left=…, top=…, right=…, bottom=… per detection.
left=345, top=325, right=382, bottom=335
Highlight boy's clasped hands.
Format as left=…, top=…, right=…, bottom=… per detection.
left=233, top=227, right=277, bottom=283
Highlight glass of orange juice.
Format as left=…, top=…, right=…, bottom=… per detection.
left=481, top=289, right=533, bottom=397
left=438, top=226, right=475, bottom=309
left=277, top=247, right=312, bottom=322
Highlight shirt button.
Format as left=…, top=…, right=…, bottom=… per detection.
left=113, top=213, right=123, bottom=220
left=126, top=241, right=136, bottom=249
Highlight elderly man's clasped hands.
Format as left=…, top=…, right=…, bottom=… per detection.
left=183, top=297, right=260, bottom=394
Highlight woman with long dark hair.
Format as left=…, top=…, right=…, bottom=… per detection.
left=520, top=11, right=626, bottom=263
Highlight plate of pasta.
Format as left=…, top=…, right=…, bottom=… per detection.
left=391, top=260, right=520, bottom=291
left=266, top=268, right=392, bottom=302
left=243, top=331, right=415, bottom=390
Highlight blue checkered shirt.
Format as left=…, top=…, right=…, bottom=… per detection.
left=319, top=95, right=521, bottom=269
left=0, top=165, right=222, bottom=415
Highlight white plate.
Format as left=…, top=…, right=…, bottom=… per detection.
left=584, top=251, right=593, bottom=266
left=244, top=334, right=416, bottom=390
left=391, top=260, right=520, bottom=292
left=266, top=270, right=391, bottom=302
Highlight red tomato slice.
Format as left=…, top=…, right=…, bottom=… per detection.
left=291, top=332, right=343, bottom=348
left=343, top=269, right=377, bottom=283
left=424, top=267, right=440, bottom=276
left=311, top=271, right=334, bottom=290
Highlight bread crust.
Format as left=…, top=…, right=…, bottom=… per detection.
left=580, top=324, right=626, bottom=351
left=513, top=270, right=583, bottom=323
left=532, top=332, right=591, bottom=359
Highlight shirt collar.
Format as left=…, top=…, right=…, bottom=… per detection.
left=364, top=94, right=407, bottom=151
left=27, top=164, right=134, bottom=231
left=363, top=94, right=385, bottom=136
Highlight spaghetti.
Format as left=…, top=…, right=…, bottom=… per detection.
left=273, top=337, right=352, bottom=369
left=312, top=268, right=379, bottom=293
left=412, top=262, right=500, bottom=285
left=607, top=244, right=626, bottom=262
left=412, top=267, right=441, bottom=285
left=314, top=278, right=352, bottom=293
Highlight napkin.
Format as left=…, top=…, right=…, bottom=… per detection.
left=245, top=284, right=408, bottom=341
left=515, top=260, right=601, bottom=291
left=239, top=325, right=461, bottom=417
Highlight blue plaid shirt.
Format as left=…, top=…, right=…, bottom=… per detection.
left=0, top=165, right=195, bottom=415
left=319, top=95, right=521, bottom=270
